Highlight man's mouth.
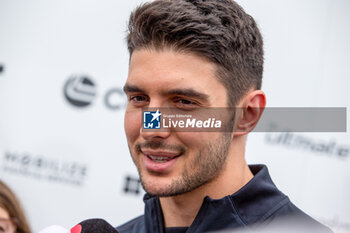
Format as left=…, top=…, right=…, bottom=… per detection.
left=147, top=155, right=176, bottom=163
left=141, top=150, right=182, bottom=172
left=143, top=150, right=181, bottom=163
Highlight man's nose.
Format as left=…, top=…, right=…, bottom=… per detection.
left=141, top=127, right=171, bottom=140
left=141, top=99, right=171, bottom=140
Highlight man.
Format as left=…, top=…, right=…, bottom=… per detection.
left=117, top=0, right=332, bottom=232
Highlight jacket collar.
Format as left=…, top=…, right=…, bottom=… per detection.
left=143, top=164, right=288, bottom=233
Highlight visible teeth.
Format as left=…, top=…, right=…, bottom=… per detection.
left=148, top=155, right=172, bottom=163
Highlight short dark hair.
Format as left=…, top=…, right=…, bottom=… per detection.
left=127, top=0, right=264, bottom=106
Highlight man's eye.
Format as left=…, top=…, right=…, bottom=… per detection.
left=128, top=95, right=149, bottom=105
left=178, top=99, right=195, bottom=105
left=174, top=98, right=198, bottom=109
left=130, top=96, right=146, bottom=101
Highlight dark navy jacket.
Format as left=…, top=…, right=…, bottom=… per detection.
left=116, top=165, right=332, bottom=233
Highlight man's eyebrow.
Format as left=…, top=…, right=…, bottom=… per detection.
left=163, top=88, right=210, bottom=101
left=123, top=84, right=144, bottom=94
left=123, top=85, right=210, bottom=101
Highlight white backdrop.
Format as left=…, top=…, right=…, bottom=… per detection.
left=0, top=0, right=349, bottom=232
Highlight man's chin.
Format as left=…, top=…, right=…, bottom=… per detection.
left=141, top=179, right=173, bottom=196
left=140, top=176, right=194, bottom=197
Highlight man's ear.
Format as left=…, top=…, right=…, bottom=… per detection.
left=234, top=90, right=266, bottom=136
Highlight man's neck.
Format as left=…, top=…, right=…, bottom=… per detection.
left=159, top=137, right=253, bottom=228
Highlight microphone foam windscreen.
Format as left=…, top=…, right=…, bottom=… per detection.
left=71, top=219, right=119, bottom=233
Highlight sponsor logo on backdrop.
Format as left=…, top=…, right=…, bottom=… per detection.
left=1, top=151, right=88, bottom=186
left=64, top=75, right=96, bottom=107
left=104, top=88, right=125, bottom=110
left=63, top=74, right=126, bottom=110
left=0, top=64, right=4, bottom=74
left=265, top=132, right=349, bottom=160
left=123, top=175, right=142, bottom=195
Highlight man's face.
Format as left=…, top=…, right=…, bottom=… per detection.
left=124, top=49, right=233, bottom=196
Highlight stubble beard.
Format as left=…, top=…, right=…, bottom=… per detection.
left=130, top=132, right=233, bottom=197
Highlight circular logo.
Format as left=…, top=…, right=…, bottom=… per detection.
left=64, top=75, right=96, bottom=107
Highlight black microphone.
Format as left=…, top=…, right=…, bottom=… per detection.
left=71, top=219, right=119, bottom=233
